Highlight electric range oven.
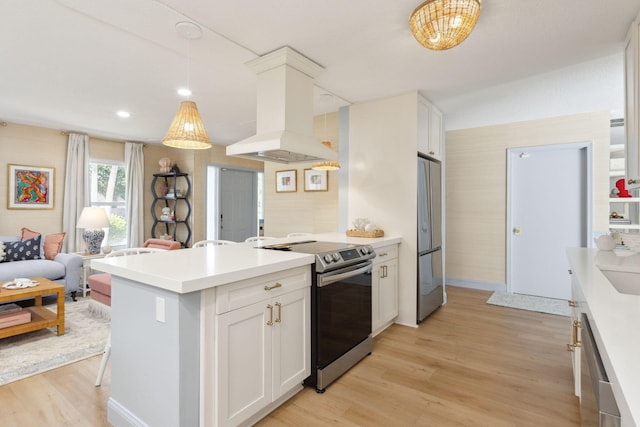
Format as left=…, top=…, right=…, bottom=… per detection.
left=261, top=240, right=376, bottom=392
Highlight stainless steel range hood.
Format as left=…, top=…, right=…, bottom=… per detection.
left=226, top=47, right=338, bottom=163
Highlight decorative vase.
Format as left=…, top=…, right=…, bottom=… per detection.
left=158, top=179, right=169, bottom=197
left=159, top=158, right=173, bottom=173
left=83, top=229, right=105, bottom=255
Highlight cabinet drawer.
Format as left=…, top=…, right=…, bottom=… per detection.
left=374, top=244, right=398, bottom=263
left=215, top=266, right=310, bottom=314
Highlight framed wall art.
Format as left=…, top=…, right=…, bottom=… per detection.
left=8, top=164, right=55, bottom=209
left=304, top=169, right=328, bottom=192
left=275, top=169, right=297, bottom=193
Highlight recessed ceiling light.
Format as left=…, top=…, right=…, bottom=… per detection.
left=178, top=88, right=192, bottom=97
left=116, top=111, right=130, bottom=118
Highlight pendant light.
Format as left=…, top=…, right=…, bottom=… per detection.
left=312, top=105, right=340, bottom=171
left=409, top=0, right=481, bottom=51
left=162, top=21, right=212, bottom=150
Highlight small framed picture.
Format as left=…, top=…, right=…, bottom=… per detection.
left=304, top=169, right=328, bottom=192
left=276, top=170, right=297, bottom=193
left=8, top=164, right=55, bottom=209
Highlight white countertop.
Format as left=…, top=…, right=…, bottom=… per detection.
left=567, top=248, right=640, bottom=427
left=91, top=233, right=402, bottom=294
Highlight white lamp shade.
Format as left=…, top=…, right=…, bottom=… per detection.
left=76, top=207, right=110, bottom=229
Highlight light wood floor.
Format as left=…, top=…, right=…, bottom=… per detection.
left=0, top=286, right=580, bottom=426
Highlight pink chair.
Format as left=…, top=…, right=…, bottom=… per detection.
left=143, top=238, right=181, bottom=250
left=88, top=239, right=180, bottom=308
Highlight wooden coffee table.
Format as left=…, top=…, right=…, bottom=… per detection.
left=0, top=277, right=65, bottom=339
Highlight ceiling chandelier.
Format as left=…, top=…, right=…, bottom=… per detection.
left=162, top=100, right=211, bottom=149
left=311, top=141, right=340, bottom=171
left=162, top=21, right=212, bottom=150
left=312, top=111, right=340, bottom=171
left=409, top=0, right=481, bottom=51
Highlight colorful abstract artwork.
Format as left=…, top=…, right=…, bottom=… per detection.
left=8, top=164, right=55, bottom=209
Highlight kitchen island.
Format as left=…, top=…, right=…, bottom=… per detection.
left=92, top=234, right=401, bottom=427
left=567, top=248, right=640, bottom=427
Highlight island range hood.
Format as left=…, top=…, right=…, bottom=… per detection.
left=226, top=47, right=338, bottom=163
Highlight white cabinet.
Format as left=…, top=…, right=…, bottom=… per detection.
left=372, top=244, right=399, bottom=336
left=417, top=95, right=443, bottom=160
left=210, top=267, right=310, bottom=426
left=567, top=271, right=582, bottom=397
left=624, top=14, right=640, bottom=185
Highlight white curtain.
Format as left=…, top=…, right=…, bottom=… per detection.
left=62, top=133, right=89, bottom=252
left=125, top=142, right=144, bottom=247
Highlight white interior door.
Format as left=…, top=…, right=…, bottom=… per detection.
left=219, top=168, right=258, bottom=242
left=508, top=144, right=590, bottom=300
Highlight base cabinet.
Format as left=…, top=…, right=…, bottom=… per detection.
left=372, top=244, right=399, bottom=336
left=210, top=267, right=310, bottom=426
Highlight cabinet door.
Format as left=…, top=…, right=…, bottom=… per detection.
left=371, top=263, right=382, bottom=333
left=428, top=106, right=443, bottom=160
left=272, top=287, right=310, bottom=399
left=379, top=258, right=399, bottom=325
left=569, top=274, right=581, bottom=397
left=417, top=97, right=430, bottom=155
left=625, top=20, right=640, bottom=184
left=216, top=301, right=272, bottom=426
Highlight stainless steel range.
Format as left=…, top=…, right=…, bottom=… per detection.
left=261, top=240, right=376, bottom=392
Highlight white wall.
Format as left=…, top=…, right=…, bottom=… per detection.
left=348, top=92, right=420, bottom=326
left=445, top=114, right=610, bottom=289
left=440, top=54, right=624, bottom=131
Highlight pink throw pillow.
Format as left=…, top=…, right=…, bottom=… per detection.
left=21, top=227, right=66, bottom=260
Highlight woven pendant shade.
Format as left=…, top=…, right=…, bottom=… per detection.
left=312, top=140, right=340, bottom=171
left=162, top=100, right=212, bottom=149
left=409, top=0, right=481, bottom=51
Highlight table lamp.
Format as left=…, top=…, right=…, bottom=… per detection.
left=77, top=207, right=110, bottom=254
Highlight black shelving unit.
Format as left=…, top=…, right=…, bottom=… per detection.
left=151, top=172, right=192, bottom=247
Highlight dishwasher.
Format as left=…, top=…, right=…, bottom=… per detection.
left=579, top=313, right=620, bottom=426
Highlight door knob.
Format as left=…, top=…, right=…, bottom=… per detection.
left=513, top=227, right=522, bottom=235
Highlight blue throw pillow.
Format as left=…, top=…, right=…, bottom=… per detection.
left=4, top=235, right=42, bottom=262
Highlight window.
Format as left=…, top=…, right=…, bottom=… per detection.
left=88, top=161, right=127, bottom=248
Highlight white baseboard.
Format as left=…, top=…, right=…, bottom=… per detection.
left=446, top=277, right=505, bottom=292
left=108, top=398, right=149, bottom=427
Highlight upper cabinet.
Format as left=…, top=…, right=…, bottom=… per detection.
left=624, top=14, right=640, bottom=186
left=417, top=95, right=443, bottom=160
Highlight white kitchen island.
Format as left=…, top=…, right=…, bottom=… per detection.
left=92, top=241, right=315, bottom=427
left=91, top=235, right=401, bottom=427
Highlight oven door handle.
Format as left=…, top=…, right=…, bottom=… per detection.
left=318, top=263, right=372, bottom=287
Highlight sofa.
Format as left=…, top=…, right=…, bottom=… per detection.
left=0, top=235, right=83, bottom=300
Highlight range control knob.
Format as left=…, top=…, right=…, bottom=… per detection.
left=332, top=253, right=341, bottom=262
left=324, top=254, right=333, bottom=263
left=359, top=247, right=369, bottom=255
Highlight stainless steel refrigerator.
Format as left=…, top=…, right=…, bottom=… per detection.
left=417, top=156, right=444, bottom=323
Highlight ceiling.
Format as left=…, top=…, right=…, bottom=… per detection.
left=2, top=0, right=640, bottom=145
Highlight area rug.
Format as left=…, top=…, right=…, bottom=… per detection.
left=486, top=291, right=571, bottom=317
left=0, top=297, right=110, bottom=386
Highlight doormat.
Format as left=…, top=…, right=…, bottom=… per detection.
left=486, top=291, right=570, bottom=317
left=0, top=298, right=110, bottom=386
